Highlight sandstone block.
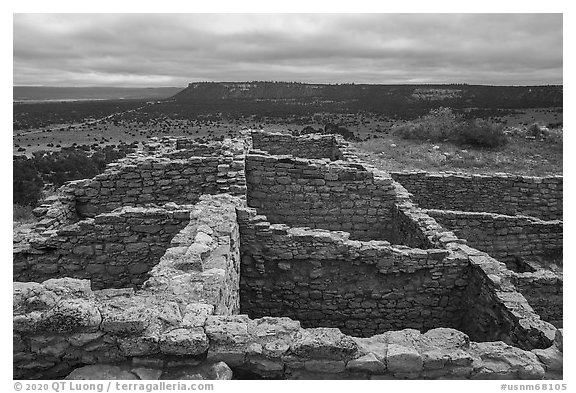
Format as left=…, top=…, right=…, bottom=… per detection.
left=159, top=327, right=209, bottom=355
left=101, top=305, right=151, bottom=334
left=532, top=346, right=563, bottom=372
left=555, top=329, right=563, bottom=352
left=39, top=299, right=101, bottom=332
left=119, top=336, right=160, bottom=356
left=290, top=327, right=358, bottom=361
left=386, top=344, right=423, bottom=374
left=67, top=331, right=104, bottom=347
left=471, top=341, right=545, bottom=380
left=210, top=361, right=233, bottom=380
left=182, top=303, right=214, bottom=328
left=205, top=315, right=252, bottom=345
left=264, top=340, right=291, bottom=358
left=128, top=263, right=151, bottom=274
left=420, top=327, right=470, bottom=350
left=13, top=312, right=43, bottom=332
left=126, top=243, right=148, bottom=252
left=65, top=365, right=138, bottom=380
left=346, top=353, right=386, bottom=374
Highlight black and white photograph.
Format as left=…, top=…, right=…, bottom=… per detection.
left=9, top=9, right=568, bottom=389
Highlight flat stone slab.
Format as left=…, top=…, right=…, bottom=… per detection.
left=65, top=365, right=138, bottom=380
left=290, top=327, right=358, bottom=361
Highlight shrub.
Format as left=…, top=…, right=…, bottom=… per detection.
left=527, top=122, right=543, bottom=137
left=454, top=118, right=508, bottom=148
left=393, top=108, right=507, bottom=148
left=13, top=157, right=43, bottom=206
left=393, top=107, right=464, bottom=141
left=527, top=122, right=553, bottom=139
left=324, top=123, right=360, bottom=141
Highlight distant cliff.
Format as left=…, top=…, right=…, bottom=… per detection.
left=174, top=82, right=322, bottom=100
left=172, top=82, right=563, bottom=110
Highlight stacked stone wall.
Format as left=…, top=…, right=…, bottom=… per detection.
left=456, top=245, right=556, bottom=351
left=14, top=195, right=245, bottom=379
left=251, top=130, right=343, bottom=160
left=29, top=182, right=80, bottom=230
left=388, top=182, right=464, bottom=249
left=13, top=206, right=191, bottom=289
left=426, top=210, right=563, bottom=264
left=73, top=154, right=246, bottom=218
left=13, top=279, right=562, bottom=380
left=12, top=130, right=564, bottom=380
left=175, top=141, right=222, bottom=156
left=145, top=194, right=244, bottom=315
left=391, top=172, right=562, bottom=220
left=168, top=138, right=248, bottom=159
left=245, top=152, right=398, bottom=241
left=237, top=207, right=470, bottom=337
left=512, top=272, right=563, bottom=328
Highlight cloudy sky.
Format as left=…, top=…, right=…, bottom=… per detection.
left=13, top=13, right=563, bottom=87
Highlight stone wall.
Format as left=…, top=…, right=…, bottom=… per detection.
left=512, top=271, right=563, bottom=328
left=426, top=210, right=563, bottom=264
left=13, top=278, right=562, bottom=380
left=73, top=154, right=246, bottom=218
left=391, top=172, right=562, bottom=221
left=14, top=194, right=245, bottom=379
left=30, top=182, right=80, bottom=230
left=13, top=206, right=191, bottom=290
left=238, top=206, right=557, bottom=351
left=251, top=130, right=343, bottom=160
left=457, top=244, right=556, bottom=351
left=12, top=130, right=564, bottom=380
left=237, top=206, right=471, bottom=337
left=145, top=194, right=244, bottom=316
left=388, top=182, right=463, bottom=249
left=167, top=137, right=249, bottom=159
left=175, top=140, right=223, bottom=156
left=245, top=152, right=399, bottom=241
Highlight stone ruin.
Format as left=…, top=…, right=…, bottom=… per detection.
left=13, top=130, right=563, bottom=380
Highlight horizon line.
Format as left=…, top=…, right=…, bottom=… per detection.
left=14, top=82, right=564, bottom=88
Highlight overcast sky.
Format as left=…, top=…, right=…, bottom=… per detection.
left=13, top=13, right=563, bottom=87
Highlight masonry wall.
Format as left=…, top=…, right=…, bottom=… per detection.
left=251, top=130, right=343, bottom=160
left=237, top=207, right=471, bottom=338
left=13, top=195, right=245, bottom=380
left=512, top=272, right=563, bottom=328
left=175, top=140, right=223, bottom=155
left=457, top=245, right=556, bottom=351
left=426, top=210, right=563, bottom=264
left=13, top=206, right=191, bottom=290
left=14, top=211, right=562, bottom=381
left=73, top=155, right=246, bottom=218
left=13, top=278, right=562, bottom=380
left=168, top=138, right=249, bottom=159
left=147, top=194, right=244, bottom=316
left=391, top=172, right=562, bottom=221
left=12, top=130, right=564, bottom=380
left=30, top=182, right=80, bottom=230
left=245, top=153, right=398, bottom=241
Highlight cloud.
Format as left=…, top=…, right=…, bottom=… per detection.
left=13, top=13, right=563, bottom=86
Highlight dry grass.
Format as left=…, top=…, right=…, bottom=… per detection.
left=354, top=132, right=562, bottom=176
